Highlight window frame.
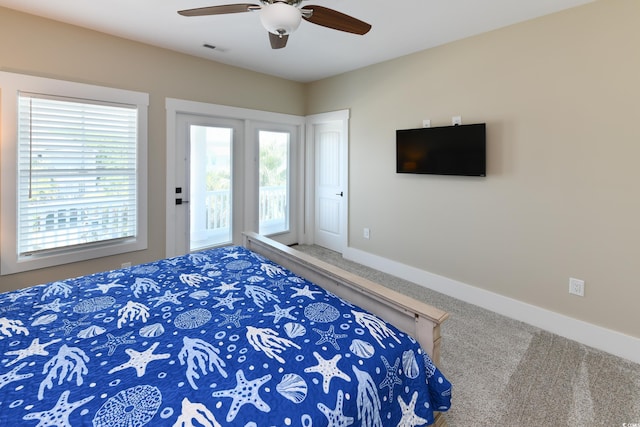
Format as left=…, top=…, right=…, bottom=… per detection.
left=0, top=72, right=149, bottom=275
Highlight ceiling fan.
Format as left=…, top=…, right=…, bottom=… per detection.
left=178, top=0, right=372, bottom=49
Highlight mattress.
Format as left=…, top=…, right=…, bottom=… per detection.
left=0, top=245, right=451, bottom=426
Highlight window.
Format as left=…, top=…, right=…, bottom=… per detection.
left=1, top=72, right=148, bottom=274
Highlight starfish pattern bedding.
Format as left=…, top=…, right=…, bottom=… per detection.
left=0, top=246, right=451, bottom=426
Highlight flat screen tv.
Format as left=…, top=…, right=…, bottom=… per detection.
left=396, top=123, right=486, bottom=176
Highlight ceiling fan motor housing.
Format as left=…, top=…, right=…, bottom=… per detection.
left=260, top=2, right=302, bottom=35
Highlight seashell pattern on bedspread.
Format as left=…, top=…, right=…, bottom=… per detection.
left=0, top=246, right=451, bottom=426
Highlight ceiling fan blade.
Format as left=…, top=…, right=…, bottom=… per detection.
left=269, top=32, right=289, bottom=49
left=178, top=3, right=259, bottom=17
left=301, top=5, right=371, bottom=35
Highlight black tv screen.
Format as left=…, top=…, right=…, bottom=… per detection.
left=396, top=123, right=486, bottom=176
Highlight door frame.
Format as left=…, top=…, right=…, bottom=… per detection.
left=165, top=98, right=305, bottom=257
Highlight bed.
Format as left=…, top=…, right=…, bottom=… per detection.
left=0, top=232, right=451, bottom=426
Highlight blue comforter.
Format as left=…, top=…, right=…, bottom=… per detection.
left=0, top=246, right=451, bottom=426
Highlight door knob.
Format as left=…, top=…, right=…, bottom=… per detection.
left=335, top=191, right=344, bottom=197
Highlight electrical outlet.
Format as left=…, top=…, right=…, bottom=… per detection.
left=363, top=228, right=370, bottom=239
left=569, top=277, right=584, bottom=296
left=452, top=116, right=462, bottom=126
left=422, top=119, right=431, bottom=128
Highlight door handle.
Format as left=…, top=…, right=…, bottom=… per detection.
left=335, top=192, right=344, bottom=197
left=175, top=198, right=190, bottom=205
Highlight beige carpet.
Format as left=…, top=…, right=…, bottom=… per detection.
left=293, top=244, right=640, bottom=427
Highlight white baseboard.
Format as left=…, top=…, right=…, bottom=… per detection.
left=343, top=246, right=640, bottom=365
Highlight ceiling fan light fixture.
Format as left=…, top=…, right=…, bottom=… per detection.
left=260, top=3, right=302, bottom=36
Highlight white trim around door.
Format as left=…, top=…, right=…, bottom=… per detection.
left=304, top=109, right=349, bottom=253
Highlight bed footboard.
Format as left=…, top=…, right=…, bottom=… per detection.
left=242, top=232, right=449, bottom=365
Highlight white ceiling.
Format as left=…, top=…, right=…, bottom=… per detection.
left=0, top=0, right=593, bottom=82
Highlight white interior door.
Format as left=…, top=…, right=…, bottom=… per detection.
left=309, top=113, right=348, bottom=252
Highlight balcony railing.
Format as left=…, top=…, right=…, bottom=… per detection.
left=27, top=186, right=287, bottom=253
left=200, top=185, right=286, bottom=231
left=190, top=185, right=287, bottom=249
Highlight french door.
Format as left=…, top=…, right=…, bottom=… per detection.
left=170, top=110, right=300, bottom=255
left=244, top=121, right=299, bottom=247
left=174, top=115, right=243, bottom=253
left=256, top=127, right=297, bottom=238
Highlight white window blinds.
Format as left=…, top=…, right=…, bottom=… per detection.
left=17, top=93, right=139, bottom=256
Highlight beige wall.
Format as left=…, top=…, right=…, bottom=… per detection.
left=0, top=7, right=305, bottom=291
left=306, top=0, right=640, bottom=339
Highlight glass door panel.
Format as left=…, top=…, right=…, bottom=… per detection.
left=172, top=112, right=297, bottom=255
left=189, top=125, right=232, bottom=250
left=258, top=130, right=290, bottom=236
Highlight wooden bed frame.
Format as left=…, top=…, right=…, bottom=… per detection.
left=243, top=232, right=449, bottom=426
